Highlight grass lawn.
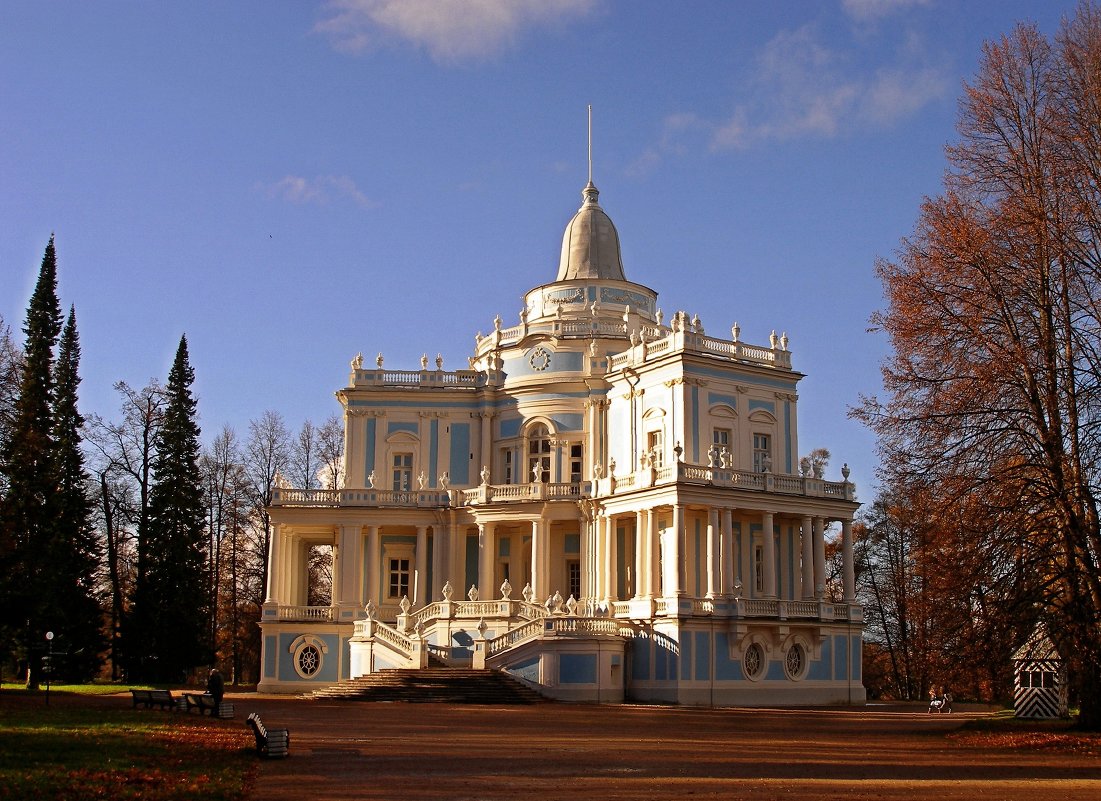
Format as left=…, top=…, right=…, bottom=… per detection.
left=0, top=690, right=255, bottom=800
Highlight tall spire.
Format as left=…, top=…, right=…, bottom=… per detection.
left=588, top=104, right=593, bottom=186
left=556, top=105, right=625, bottom=282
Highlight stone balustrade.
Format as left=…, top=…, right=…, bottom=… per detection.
left=272, top=462, right=852, bottom=509
left=350, top=368, right=492, bottom=388
left=606, top=329, right=792, bottom=372
left=274, top=605, right=334, bottom=621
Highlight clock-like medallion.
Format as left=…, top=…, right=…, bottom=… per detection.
left=528, top=347, right=551, bottom=372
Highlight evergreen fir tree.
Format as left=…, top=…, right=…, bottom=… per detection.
left=49, top=307, right=105, bottom=680
left=0, top=237, right=62, bottom=687
left=132, top=335, right=209, bottom=680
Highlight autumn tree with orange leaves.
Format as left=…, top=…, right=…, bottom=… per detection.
left=856, top=4, right=1101, bottom=729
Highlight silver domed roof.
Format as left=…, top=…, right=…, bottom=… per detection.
left=556, top=181, right=625, bottom=282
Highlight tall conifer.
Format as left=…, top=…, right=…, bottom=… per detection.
left=50, top=307, right=105, bottom=679
left=0, top=237, right=62, bottom=687
left=132, top=335, right=208, bottom=680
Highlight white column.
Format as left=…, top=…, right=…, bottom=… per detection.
left=300, top=539, right=312, bottom=605
left=634, top=510, right=646, bottom=599
left=530, top=518, right=542, bottom=601
left=414, top=525, right=428, bottom=606
left=721, top=508, right=735, bottom=597
left=761, top=511, right=777, bottom=598
left=265, top=523, right=283, bottom=603
left=740, top=520, right=752, bottom=597
left=604, top=514, right=618, bottom=602
left=813, top=517, right=826, bottom=600
left=337, top=524, right=362, bottom=606
left=478, top=522, right=496, bottom=599
left=706, top=507, right=720, bottom=599
left=842, top=519, right=855, bottom=603
left=478, top=411, right=494, bottom=480
left=801, top=516, right=814, bottom=600
left=591, top=509, right=605, bottom=601
left=586, top=399, right=601, bottom=484
left=448, top=520, right=465, bottom=592
left=667, top=504, right=685, bottom=596
left=431, top=524, right=446, bottom=603
left=366, top=525, right=380, bottom=608
left=649, top=508, right=661, bottom=598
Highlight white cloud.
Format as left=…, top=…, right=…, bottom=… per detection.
left=859, top=67, right=946, bottom=125
left=701, top=23, right=947, bottom=150
left=264, top=175, right=377, bottom=208
left=315, top=0, right=599, bottom=63
left=841, top=0, right=931, bottom=23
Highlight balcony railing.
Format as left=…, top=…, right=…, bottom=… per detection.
left=271, top=462, right=853, bottom=509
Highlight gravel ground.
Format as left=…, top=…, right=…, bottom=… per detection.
left=228, top=695, right=1101, bottom=801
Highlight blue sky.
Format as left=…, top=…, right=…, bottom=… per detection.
left=0, top=0, right=1076, bottom=499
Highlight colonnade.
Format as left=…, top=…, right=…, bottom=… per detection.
left=588, top=505, right=856, bottom=604
left=264, top=505, right=856, bottom=614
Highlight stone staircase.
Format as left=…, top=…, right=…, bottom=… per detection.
left=302, top=668, right=547, bottom=704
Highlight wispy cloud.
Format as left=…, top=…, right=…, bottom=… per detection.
left=263, top=175, right=377, bottom=208
left=720, top=23, right=948, bottom=147
left=841, top=0, right=932, bottom=23
left=315, top=0, right=599, bottom=63
left=640, top=18, right=947, bottom=166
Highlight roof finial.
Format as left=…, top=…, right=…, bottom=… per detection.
left=587, top=104, right=593, bottom=185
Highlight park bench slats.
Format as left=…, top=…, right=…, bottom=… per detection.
left=129, top=689, right=177, bottom=710
left=246, top=712, right=290, bottom=758
left=181, top=692, right=234, bottom=717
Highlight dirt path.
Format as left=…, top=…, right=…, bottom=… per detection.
left=234, top=697, right=1101, bottom=801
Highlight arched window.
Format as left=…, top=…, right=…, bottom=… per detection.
left=527, top=424, right=551, bottom=482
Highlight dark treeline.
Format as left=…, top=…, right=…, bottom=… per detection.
left=0, top=239, right=342, bottom=686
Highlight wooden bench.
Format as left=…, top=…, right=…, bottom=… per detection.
left=129, top=689, right=177, bottom=710
left=246, top=713, right=290, bottom=758
left=183, top=692, right=221, bottom=716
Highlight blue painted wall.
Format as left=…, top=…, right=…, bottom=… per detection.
left=364, top=417, right=376, bottom=478
left=808, top=637, right=832, bottom=681
left=694, top=631, right=710, bottom=681
left=450, top=422, right=470, bottom=485
left=465, top=534, right=478, bottom=590
left=264, top=635, right=277, bottom=678
left=632, top=635, right=650, bottom=680
left=429, top=418, right=439, bottom=486
left=506, top=656, right=540, bottom=683
left=714, top=633, right=742, bottom=681
left=560, top=653, right=597, bottom=684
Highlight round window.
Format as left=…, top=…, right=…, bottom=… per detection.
left=785, top=643, right=806, bottom=680
left=297, top=644, right=321, bottom=677
left=743, top=643, right=765, bottom=681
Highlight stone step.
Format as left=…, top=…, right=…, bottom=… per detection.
left=303, top=668, right=545, bottom=704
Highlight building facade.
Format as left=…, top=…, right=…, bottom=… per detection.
left=258, top=178, right=864, bottom=705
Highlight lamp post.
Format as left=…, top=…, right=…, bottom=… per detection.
left=44, top=631, right=54, bottom=707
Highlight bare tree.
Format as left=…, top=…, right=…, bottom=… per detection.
left=202, top=425, right=241, bottom=663
left=0, top=314, right=20, bottom=442
left=244, top=411, right=289, bottom=605
left=86, top=380, right=166, bottom=673
left=288, top=419, right=320, bottom=490
left=317, top=413, right=345, bottom=490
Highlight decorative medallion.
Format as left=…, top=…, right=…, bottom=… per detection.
left=528, top=347, right=551, bottom=372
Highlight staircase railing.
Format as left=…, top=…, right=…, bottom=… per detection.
left=484, top=615, right=627, bottom=659
left=353, top=617, right=414, bottom=662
